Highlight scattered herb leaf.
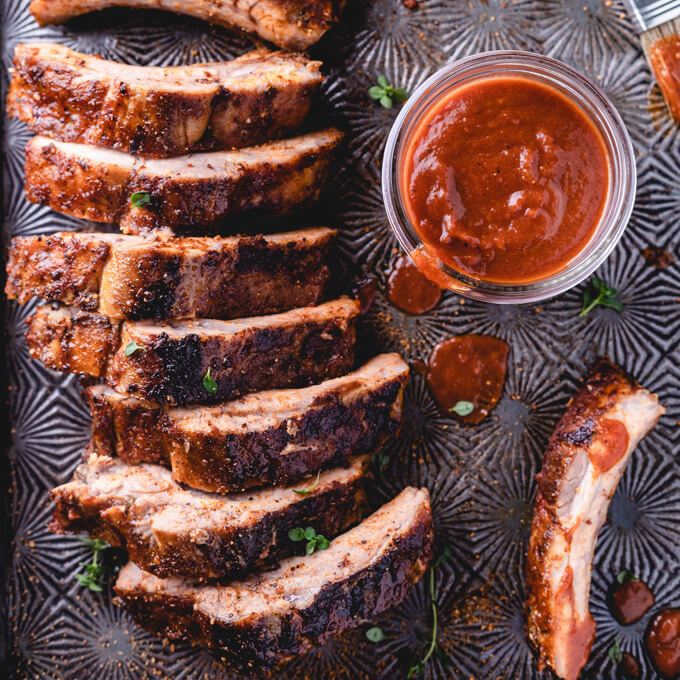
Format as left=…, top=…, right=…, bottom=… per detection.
left=449, top=401, right=474, bottom=417
left=124, top=340, right=144, bottom=356
left=371, top=448, right=390, bottom=478
left=202, top=367, right=217, bottom=394
left=608, top=637, right=623, bottom=665
left=130, top=191, right=151, bottom=208
left=74, top=536, right=111, bottom=592
left=617, top=569, right=638, bottom=584
left=369, top=75, right=409, bottom=109
left=288, top=526, right=330, bottom=555
left=407, top=548, right=450, bottom=676
left=366, top=627, right=386, bottom=643
left=579, top=277, right=622, bottom=317
left=293, top=470, right=321, bottom=495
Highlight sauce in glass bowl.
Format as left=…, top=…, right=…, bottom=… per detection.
left=401, top=76, right=609, bottom=284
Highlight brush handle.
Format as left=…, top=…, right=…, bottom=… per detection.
left=622, top=0, right=680, bottom=32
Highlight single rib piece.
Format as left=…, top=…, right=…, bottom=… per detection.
left=7, top=228, right=335, bottom=319
left=9, top=44, right=323, bottom=156
left=26, top=298, right=358, bottom=401
left=526, top=361, right=664, bottom=680
left=29, top=0, right=345, bottom=51
left=51, top=454, right=368, bottom=581
left=114, top=486, right=433, bottom=670
left=86, top=354, right=409, bottom=493
left=24, top=129, right=343, bottom=234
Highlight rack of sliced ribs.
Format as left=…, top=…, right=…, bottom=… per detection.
left=7, top=41, right=433, bottom=671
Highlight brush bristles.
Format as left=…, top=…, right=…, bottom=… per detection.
left=641, top=16, right=680, bottom=58
left=641, top=17, right=680, bottom=121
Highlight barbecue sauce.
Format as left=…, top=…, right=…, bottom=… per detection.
left=609, top=576, right=654, bottom=625
left=426, top=334, right=509, bottom=424
left=589, top=418, right=629, bottom=473
left=401, top=77, right=608, bottom=283
left=387, top=254, right=442, bottom=314
left=648, top=36, right=680, bottom=122
left=646, top=609, right=680, bottom=678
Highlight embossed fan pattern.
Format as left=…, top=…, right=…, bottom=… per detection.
left=2, top=0, right=679, bottom=678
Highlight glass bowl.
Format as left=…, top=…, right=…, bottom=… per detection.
left=381, top=50, right=636, bottom=304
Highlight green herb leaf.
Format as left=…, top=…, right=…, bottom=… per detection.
left=288, top=527, right=305, bottom=542
left=74, top=535, right=111, bottom=592
left=304, top=526, right=316, bottom=540
left=366, top=626, right=386, bottom=643
left=579, top=277, right=622, bottom=317
left=368, top=85, right=384, bottom=100
left=380, top=94, right=393, bottom=109
left=433, top=545, right=452, bottom=568
left=377, top=75, right=389, bottom=88
left=202, top=367, right=218, bottom=394
left=371, top=448, right=390, bottom=478
left=392, top=87, right=409, bottom=102
left=608, top=637, right=623, bottom=665
left=449, top=401, right=474, bottom=417
left=369, top=76, right=409, bottom=110
left=130, top=191, right=151, bottom=208
left=315, top=535, right=330, bottom=550
left=124, top=340, right=144, bottom=356
left=305, top=541, right=316, bottom=555
left=617, top=569, right=638, bottom=584
left=293, top=470, right=321, bottom=495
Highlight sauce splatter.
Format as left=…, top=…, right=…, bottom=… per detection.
left=642, top=246, right=675, bottom=269
left=426, top=334, right=509, bottom=424
left=588, top=418, right=629, bottom=473
left=646, top=608, right=680, bottom=678
left=609, top=575, right=654, bottom=625
left=387, top=254, right=442, bottom=315
left=352, top=277, right=377, bottom=314
left=618, top=652, right=641, bottom=680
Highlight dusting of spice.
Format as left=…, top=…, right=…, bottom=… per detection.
left=646, top=608, right=680, bottom=678
left=387, top=254, right=442, bottom=315
left=426, top=334, right=509, bottom=424
left=401, top=76, right=608, bottom=284
left=643, top=246, right=675, bottom=269
left=353, top=277, right=378, bottom=314
left=648, top=35, right=680, bottom=122
left=608, top=572, right=654, bottom=625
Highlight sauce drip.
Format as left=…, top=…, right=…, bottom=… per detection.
left=609, top=576, right=654, bottom=625
left=588, top=418, right=629, bottom=473
left=401, top=76, right=609, bottom=283
left=352, top=277, right=377, bottom=314
left=387, top=254, right=442, bottom=314
left=618, top=652, right=641, bottom=680
left=646, top=608, right=680, bottom=678
left=426, top=334, right=509, bottom=424
left=649, top=36, right=680, bottom=122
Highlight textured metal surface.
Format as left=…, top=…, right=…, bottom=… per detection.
left=2, top=0, right=680, bottom=678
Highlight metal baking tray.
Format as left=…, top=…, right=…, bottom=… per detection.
left=2, top=0, right=679, bottom=677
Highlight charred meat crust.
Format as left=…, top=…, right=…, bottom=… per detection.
left=85, top=355, right=409, bottom=492
left=29, top=0, right=346, bottom=51
left=50, top=455, right=369, bottom=581
left=6, top=229, right=336, bottom=319
left=23, top=130, right=344, bottom=234
left=536, top=360, right=639, bottom=505
left=9, top=44, right=323, bottom=157
left=114, top=491, right=433, bottom=670
left=25, top=306, right=119, bottom=378
left=525, top=359, right=664, bottom=680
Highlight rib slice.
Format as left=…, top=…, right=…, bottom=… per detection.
left=9, top=43, right=323, bottom=157
left=29, top=0, right=345, bottom=51
left=24, top=129, right=343, bottom=234
left=114, top=486, right=433, bottom=670
left=7, top=228, right=335, bottom=319
left=26, top=298, right=359, bottom=402
left=51, top=454, right=368, bottom=581
left=526, top=361, right=664, bottom=680
left=86, top=354, right=409, bottom=493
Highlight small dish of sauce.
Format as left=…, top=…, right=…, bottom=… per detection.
left=383, top=51, right=636, bottom=303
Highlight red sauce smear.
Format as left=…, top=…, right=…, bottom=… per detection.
left=649, top=36, right=680, bottom=122
left=426, top=334, right=509, bottom=424
left=387, top=254, right=442, bottom=314
left=646, top=608, right=680, bottom=678
left=401, top=76, right=609, bottom=283
left=619, top=652, right=641, bottom=680
left=609, top=576, right=654, bottom=625
left=588, top=418, right=629, bottom=473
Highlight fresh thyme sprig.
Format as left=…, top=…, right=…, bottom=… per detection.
left=369, top=75, right=409, bottom=109
left=74, top=536, right=111, bottom=592
left=288, top=526, right=330, bottom=555
left=293, top=470, right=321, bottom=495
left=579, top=277, right=622, bottom=317
left=608, top=637, right=623, bottom=665
left=407, top=546, right=451, bottom=677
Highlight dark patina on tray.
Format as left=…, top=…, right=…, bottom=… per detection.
left=1, top=0, right=679, bottom=678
